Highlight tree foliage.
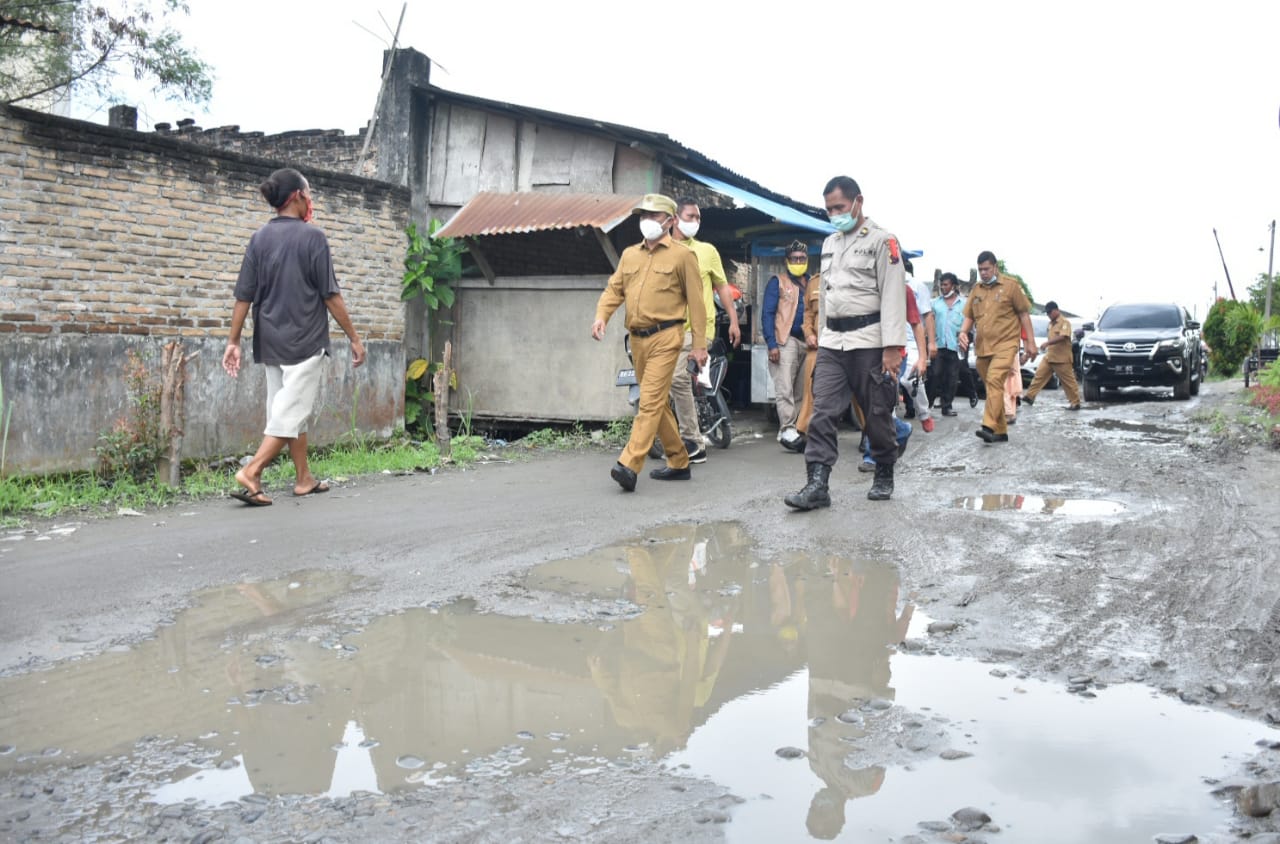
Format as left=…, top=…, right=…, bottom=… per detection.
left=1203, top=298, right=1264, bottom=376
left=1248, top=273, right=1278, bottom=316
left=0, top=0, right=211, bottom=109
left=996, top=259, right=1034, bottom=306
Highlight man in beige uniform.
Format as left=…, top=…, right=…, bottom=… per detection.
left=1022, top=300, right=1081, bottom=410
left=592, top=194, right=707, bottom=492
left=958, top=250, right=1037, bottom=443
left=785, top=175, right=908, bottom=508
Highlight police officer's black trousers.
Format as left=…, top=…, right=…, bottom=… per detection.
left=805, top=347, right=898, bottom=469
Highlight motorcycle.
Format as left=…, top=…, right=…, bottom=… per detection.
left=615, top=333, right=734, bottom=452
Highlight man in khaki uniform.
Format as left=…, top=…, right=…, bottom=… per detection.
left=958, top=250, right=1037, bottom=443
left=785, top=175, right=908, bottom=508
left=592, top=194, right=707, bottom=492
left=1022, top=300, right=1082, bottom=410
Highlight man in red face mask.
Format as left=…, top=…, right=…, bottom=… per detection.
left=222, top=168, right=365, bottom=506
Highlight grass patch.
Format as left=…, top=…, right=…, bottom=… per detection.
left=0, top=420, right=634, bottom=525
left=515, top=419, right=632, bottom=451
left=0, top=433, right=476, bottom=524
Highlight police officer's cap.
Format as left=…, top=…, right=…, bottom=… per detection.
left=633, top=194, right=677, bottom=216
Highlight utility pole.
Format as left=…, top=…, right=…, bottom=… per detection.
left=1213, top=228, right=1237, bottom=300
left=1266, top=219, right=1275, bottom=327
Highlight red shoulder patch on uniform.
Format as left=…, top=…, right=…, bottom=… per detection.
left=887, top=238, right=901, bottom=264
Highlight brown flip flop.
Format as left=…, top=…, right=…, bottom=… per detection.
left=230, top=488, right=273, bottom=507
left=294, top=481, right=330, bottom=497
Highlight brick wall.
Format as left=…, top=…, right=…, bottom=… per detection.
left=0, top=105, right=407, bottom=342
left=0, top=105, right=411, bottom=474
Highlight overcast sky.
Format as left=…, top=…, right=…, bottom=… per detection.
left=86, top=0, right=1280, bottom=319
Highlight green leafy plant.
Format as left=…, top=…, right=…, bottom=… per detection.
left=95, top=350, right=166, bottom=482
left=402, top=220, right=465, bottom=310
left=1203, top=298, right=1264, bottom=376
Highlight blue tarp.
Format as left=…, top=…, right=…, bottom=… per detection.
left=674, top=166, right=835, bottom=235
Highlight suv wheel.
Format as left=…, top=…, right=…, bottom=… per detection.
left=1189, top=368, right=1201, bottom=396
left=1083, top=376, right=1102, bottom=403
left=1173, top=367, right=1192, bottom=400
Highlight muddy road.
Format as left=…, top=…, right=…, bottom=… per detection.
left=2, top=380, right=1279, bottom=842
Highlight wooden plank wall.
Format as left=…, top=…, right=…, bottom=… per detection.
left=427, top=103, right=660, bottom=206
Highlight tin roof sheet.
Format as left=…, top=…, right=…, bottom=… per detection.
left=435, top=192, right=644, bottom=239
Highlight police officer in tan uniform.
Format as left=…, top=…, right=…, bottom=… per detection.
left=957, top=250, right=1037, bottom=442
left=592, top=194, right=707, bottom=492
left=785, top=176, right=908, bottom=508
left=1022, top=300, right=1081, bottom=410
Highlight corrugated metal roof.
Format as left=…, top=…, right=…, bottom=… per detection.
left=435, top=192, right=644, bottom=238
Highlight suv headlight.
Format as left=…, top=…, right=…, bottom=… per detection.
left=1081, top=338, right=1106, bottom=352
left=1156, top=338, right=1183, bottom=351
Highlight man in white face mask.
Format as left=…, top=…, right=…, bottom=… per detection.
left=667, top=198, right=740, bottom=463
left=592, top=194, right=708, bottom=492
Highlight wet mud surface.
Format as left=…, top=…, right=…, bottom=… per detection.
left=2, top=381, right=1280, bottom=842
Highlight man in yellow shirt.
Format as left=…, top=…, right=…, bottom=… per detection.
left=592, top=195, right=707, bottom=491
left=669, top=198, right=741, bottom=463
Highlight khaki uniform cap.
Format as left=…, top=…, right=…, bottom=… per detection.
left=633, top=194, right=677, bottom=216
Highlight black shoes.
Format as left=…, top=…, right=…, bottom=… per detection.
left=1022, top=395, right=1035, bottom=406
left=650, top=465, right=691, bottom=481
left=941, top=407, right=958, bottom=417
left=975, top=426, right=1009, bottom=443
left=784, top=463, right=832, bottom=510
left=970, top=394, right=979, bottom=408
left=684, top=438, right=708, bottom=464
left=867, top=463, right=894, bottom=500
left=1067, top=404, right=1081, bottom=411
left=611, top=462, right=637, bottom=492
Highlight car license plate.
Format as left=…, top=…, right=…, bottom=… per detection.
left=615, top=368, right=636, bottom=387
left=1117, top=365, right=1135, bottom=375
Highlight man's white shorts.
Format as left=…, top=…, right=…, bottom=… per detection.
left=264, top=351, right=326, bottom=438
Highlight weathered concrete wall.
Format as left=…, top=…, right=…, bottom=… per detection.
left=0, top=105, right=411, bottom=474
left=0, top=336, right=402, bottom=475
left=451, top=277, right=633, bottom=422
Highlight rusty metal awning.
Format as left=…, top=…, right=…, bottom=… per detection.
left=435, top=192, right=643, bottom=238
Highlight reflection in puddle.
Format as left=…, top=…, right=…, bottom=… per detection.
left=1088, top=417, right=1184, bottom=443
left=0, top=524, right=1260, bottom=842
left=955, top=494, right=1127, bottom=515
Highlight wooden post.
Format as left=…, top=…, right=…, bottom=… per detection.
left=157, top=342, right=193, bottom=488
left=434, top=340, right=452, bottom=455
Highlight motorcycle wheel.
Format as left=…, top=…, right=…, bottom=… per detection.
left=705, top=393, right=733, bottom=449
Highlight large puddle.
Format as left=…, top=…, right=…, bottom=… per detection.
left=954, top=494, right=1127, bottom=515
left=0, top=524, right=1266, bottom=841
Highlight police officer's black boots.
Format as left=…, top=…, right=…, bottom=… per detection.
left=867, top=463, right=894, bottom=501
left=784, top=463, right=831, bottom=510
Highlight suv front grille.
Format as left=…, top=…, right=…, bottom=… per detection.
left=1104, top=341, right=1158, bottom=355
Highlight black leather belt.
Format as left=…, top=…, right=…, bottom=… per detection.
left=630, top=318, right=683, bottom=338
left=827, top=312, right=880, bottom=332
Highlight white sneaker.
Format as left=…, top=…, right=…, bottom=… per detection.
left=780, top=427, right=801, bottom=444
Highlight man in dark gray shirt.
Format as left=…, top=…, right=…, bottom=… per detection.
left=223, top=168, right=365, bottom=506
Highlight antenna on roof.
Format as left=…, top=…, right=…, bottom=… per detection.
left=353, top=3, right=406, bottom=176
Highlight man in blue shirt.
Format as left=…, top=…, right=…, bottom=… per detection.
left=762, top=241, right=812, bottom=451
left=930, top=272, right=976, bottom=416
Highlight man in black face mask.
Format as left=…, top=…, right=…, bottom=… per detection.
left=592, top=194, right=707, bottom=492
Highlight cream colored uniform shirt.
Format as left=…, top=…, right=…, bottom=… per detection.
left=817, top=218, right=909, bottom=351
